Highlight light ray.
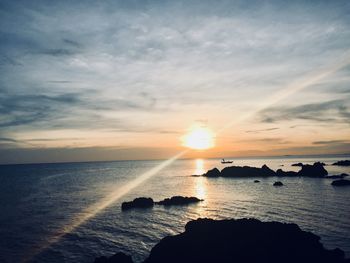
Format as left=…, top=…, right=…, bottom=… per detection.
left=22, top=150, right=188, bottom=262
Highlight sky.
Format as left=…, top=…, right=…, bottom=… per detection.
left=0, top=0, right=350, bottom=164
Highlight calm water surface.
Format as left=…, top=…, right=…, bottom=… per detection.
left=0, top=156, right=350, bottom=262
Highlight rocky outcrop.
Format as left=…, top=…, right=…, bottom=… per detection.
left=143, top=218, right=348, bottom=263
left=333, top=160, right=350, bottom=166
left=254, top=180, right=260, bottom=183
left=292, top=162, right=304, bottom=167
left=276, top=169, right=298, bottom=177
left=203, top=167, right=220, bottom=177
left=297, top=162, right=328, bottom=177
left=121, top=197, right=154, bottom=211
left=273, top=181, right=283, bottom=186
left=156, top=196, right=203, bottom=206
left=203, top=162, right=329, bottom=178
left=94, top=252, right=133, bottom=263
left=331, top=179, right=350, bottom=186
left=219, top=164, right=276, bottom=178
left=325, top=173, right=349, bottom=179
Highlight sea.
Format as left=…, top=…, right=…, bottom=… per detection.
left=0, top=156, right=350, bottom=263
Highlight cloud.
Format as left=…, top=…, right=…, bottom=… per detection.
left=260, top=99, right=350, bottom=124
left=312, top=140, right=349, bottom=145
left=245, top=127, right=279, bottom=133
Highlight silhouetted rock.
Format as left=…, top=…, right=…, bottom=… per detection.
left=325, top=173, right=349, bottom=179
left=297, top=162, right=328, bottom=177
left=219, top=164, right=276, bottom=178
left=273, top=181, right=283, bottom=186
left=333, top=160, right=350, bottom=166
left=276, top=169, right=298, bottom=177
left=254, top=180, right=260, bottom=183
left=156, top=196, right=203, bottom=206
left=121, top=197, right=154, bottom=211
left=94, top=252, right=133, bottom=263
left=292, top=162, right=304, bottom=167
left=143, top=218, right=347, bottom=263
left=331, top=179, right=350, bottom=186
left=203, top=167, right=220, bottom=177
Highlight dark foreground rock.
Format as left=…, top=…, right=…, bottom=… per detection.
left=95, top=218, right=349, bottom=263
left=121, top=197, right=154, bottom=211
left=156, top=196, right=203, bottom=206
left=94, top=252, right=133, bottom=263
left=144, top=218, right=347, bottom=263
left=273, top=181, right=283, bottom=186
left=331, top=179, right=350, bottom=186
left=254, top=180, right=260, bottom=183
left=333, top=160, right=350, bottom=166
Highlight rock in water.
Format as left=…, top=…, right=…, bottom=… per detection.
left=332, top=160, right=350, bottom=166
left=156, top=196, right=203, bottom=206
left=273, top=181, right=283, bottom=186
left=121, top=197, right=154, bottom=211
left=254, top=180, right=260, bottom=183
left=203, top=167, right=220, bottom=177
left=94, top=252, right=133, bottom=263
left=292, top=162, right=304, bottom=167
left=331, top=179, right=350, bottom=186
left=143, top=218, right=347, bottom=263
left=297, top=162, right=328, bottom=177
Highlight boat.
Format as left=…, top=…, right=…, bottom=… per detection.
left=221, top=159, right=233, bottom=164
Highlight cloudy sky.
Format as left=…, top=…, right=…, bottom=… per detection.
left=0, top=0, right=350, bottom=164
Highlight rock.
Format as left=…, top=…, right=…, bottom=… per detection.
left=276, top=169, right=298, bottom=177
left=121, top=197, right=154, bottom=211
left=156, top=196, right=203, bottom=206
left=254, top=180, right=260, bottom=183
left=297, top=162, right=328, bottom=177
left=143, top=218, right=347, bottom=263
left=292, top=162, right=304, bottom=167
left=203, top=167, right=220, bottom=177
left=332, top=160, right=350, bottom=166
left=219, top=164, right=276, bottom=178
left=94, top=252, right=133, bottom=263
left=325, top=173, right=349, bottom=179
left=331, top=179, right=350, bottom=186
left=273, top=181, right=283, bottom=186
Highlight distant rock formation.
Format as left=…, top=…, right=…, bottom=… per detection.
left=95, top=218, right=349, bottom=263
left=331, top=179, right=350, bottom=186
left=156, top=196, right=203, bottom=206
left=202, top=162, right=329, bottom=178
left=298, top=162, right=328, bottom=177
left=325, top=173, right=349, bottom=179
left=273, top=181, right=283, bottom=186
left=332, top=160, right=350, bottom=166
left=276, top=169, right=298, bottom=177
left=121, top=197, right=154, bottom=211
left=94, top=252, right=133, bottom=263
left=292, top=162, right=304, bottom=167
left=203, top=167, right=220, bottom=177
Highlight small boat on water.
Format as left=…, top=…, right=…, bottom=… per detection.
left=221, top=159, right=233, bottom=164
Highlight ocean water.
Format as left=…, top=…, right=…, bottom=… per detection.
left=0, top=156, right=350, bottom=263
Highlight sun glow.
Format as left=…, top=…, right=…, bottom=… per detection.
left=182, top=126, right=215, bottom=150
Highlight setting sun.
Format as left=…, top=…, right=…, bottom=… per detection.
left=182, top=126, right=215, bottom=150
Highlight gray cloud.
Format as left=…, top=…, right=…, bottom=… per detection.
left=260, top=100, right=350, bottom=124
left=313, top=140, right=349, bottom=145
left=246, top=128, right=279, bottom=133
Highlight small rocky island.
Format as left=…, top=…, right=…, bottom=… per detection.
left=331, top=179, right=350, bottom=186
left=94, top=218, right=349, bottom=263
left=333, top=160, right=350, bottom=166
left=203, top=162, right=328, bottom=178
left=121, top=196, right=203, bottom=211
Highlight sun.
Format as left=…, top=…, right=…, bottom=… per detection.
left=182, top=126, right=215, bottom=150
